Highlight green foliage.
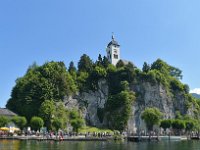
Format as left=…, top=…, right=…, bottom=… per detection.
left=171, top=119, right=186, bottom=130
left=52, top=118, right=63, bottom=132
left=102, top=56, right=110, bottom=68
left=170, top=78, right=184, bottom=92
left=141, top=107, right=163, bottom=131
left=11, top=116, right=27, bottom=130
left=160, top=119, right=172, bottom=131
left=77, top=72, right=89, bottom=91
left=185, top=120, right=196, bottom=131
left=68, top=61, right=77, bottom=73
left=0, top=116, right=9, bottom=127
left=142, top=62, right=150, bottom=73
left=39, top=100, right=55, bottom=130
left=69, top=109, right=79, bottom=120
left=88, top=66, right=107, bottom=90
left=79, top=126, right=113, bottom=134
left=70, top=118, right=84, bottom=133
left=78, top=54, right=93, bottom=73
left=68, top=61, right=77, bottom=80
left=106, top=91, right=135, bottom=131
left=96, top=54, right=103, bottom=66
left=116, top=60, right=125, bottom=68
left=30, top=116, right=44, bottom=131
left=69, top=109, right=84, bottom=132
left=183, top=84, right=190, bottom=94
left=169, top=66, right=183, bottom=80
left=6, top=61, right=77, bottom=121
left=175, top=111, right=182, bottom=119
left=151, top=59, right=170, bottom=76
left=5, top=54, right=198, bottom=133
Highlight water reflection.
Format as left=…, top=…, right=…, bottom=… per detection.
left=0, top=140, right=200, bottom=150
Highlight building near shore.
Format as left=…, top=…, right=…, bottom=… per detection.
left=0, top=108, right=17, bottom=118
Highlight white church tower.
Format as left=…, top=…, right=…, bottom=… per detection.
left=106, top=34, right=120, bottom=66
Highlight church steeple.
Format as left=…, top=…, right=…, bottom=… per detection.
left=112, top=32, right=115, bottom=40
left=106, top=34, right=120, bottom=66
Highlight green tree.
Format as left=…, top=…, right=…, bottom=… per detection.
left=0, top=116, right=9, bottom=127
left=11, top=116, right=27, bottom=130
left=185, top=119, right=197, bottom=133
left=68, top=61, right=77, bottom=73
left=54, top=102, right=68, bottom=130
left=102, top=56, right=110, bottom=68
left=78, top=54, right=93, bottom=73
left=69, top=109, right=79, bottom=120
left=39, top=100, right=55, bottom=130
left=141, top=107, right=163, bottom=132
left=116, top=60, right=125, bottom=68
left=160, top=119, right=172, bottom=132
left=171, top=119, right=185, bottom=135
left=142, top=62, right=150, bottom=73
left=106, top=91, right=135, bottom=131
left=169, top=66, right=182, bottom=80
left=69, top=109, right=84, bottom=133
left=6, top=61, right=77, bottom=121
left=30, top=116, right=44, bottom=131
left=52, top=118, right=63, bottom=132
left=96, top=54, right=103, bottom=66
left=68, top=61, right=77, bottom=81
left=77, top=71, right=89, bottom=91
left=175, top=111, right=182, bottom=119
left=70, top=118, right=84, bottom=133
left=151, top=59, right=183, bottom=80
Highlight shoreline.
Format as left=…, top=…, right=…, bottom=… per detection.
left=0, top=136, right=111, bottom=141
left=0, top=135, right=193, bottom=142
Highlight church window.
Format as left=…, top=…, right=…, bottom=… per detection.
left=114, top=54, right=118, bottom=59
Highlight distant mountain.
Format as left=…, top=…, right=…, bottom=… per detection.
left=191, top=93, right=200, bottom=99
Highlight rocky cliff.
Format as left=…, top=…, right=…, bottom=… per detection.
left=64, top=77, right=198, bottom=133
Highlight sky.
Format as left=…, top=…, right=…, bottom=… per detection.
left=1, top=0, right=200, bottom=107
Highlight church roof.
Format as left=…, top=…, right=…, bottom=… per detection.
left=120, top=59, right=136, bottom=68
left=107, top=35, right=120, bottom=47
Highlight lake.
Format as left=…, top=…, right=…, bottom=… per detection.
left=0, top=140, right=200, bottom=150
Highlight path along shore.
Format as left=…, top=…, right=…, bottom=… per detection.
left=0, top=135, right=112, bottom=141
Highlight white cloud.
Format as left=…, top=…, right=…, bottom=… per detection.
left=190, top=88, right=200, bottom=94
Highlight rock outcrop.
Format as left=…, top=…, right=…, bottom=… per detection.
left=65, top=80, right=195, bottom=132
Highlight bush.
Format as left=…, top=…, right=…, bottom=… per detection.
left=141, top=107, right=163, bottom=131
left=160, top=119, right=172, bottom=131
left=52, top=118, right=63, bottom=132
left=0, top=116, right=9, bottom=127
left=30, top=116, right=44, bottom=131
left=171, top=119, right=185, bottom=130
left=12, top=116, right=27, bottom=130
left=69, top=109, right=79, bottom=120
left=71, top=119, right=84, bottom=133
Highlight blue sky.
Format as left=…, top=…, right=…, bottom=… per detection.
left=1, top=0, right=200, bottom=107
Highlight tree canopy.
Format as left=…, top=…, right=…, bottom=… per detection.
left=30, top=116, right=44, bottom=131
left=6, top=61, right=77, bottom=121
left=141, top=107, right=163, bottom=131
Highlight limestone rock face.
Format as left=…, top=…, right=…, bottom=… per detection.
left=129, top=82, right=174, bottom=132
left=64, top=79, right=108, bottom=127
left=65, top=80, right=192, bottom=132
left=128, top=82, right=191, bottom=133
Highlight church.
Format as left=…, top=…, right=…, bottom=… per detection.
left=106, top=34, right=131, bottom=66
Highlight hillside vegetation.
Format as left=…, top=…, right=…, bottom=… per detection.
left=6, top=54, right=200, bottom=131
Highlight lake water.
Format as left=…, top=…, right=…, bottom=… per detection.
left=0, top=140, right=200, bottom=150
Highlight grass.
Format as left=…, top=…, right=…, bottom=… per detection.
left=79, top=126, right=114, bottom=134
